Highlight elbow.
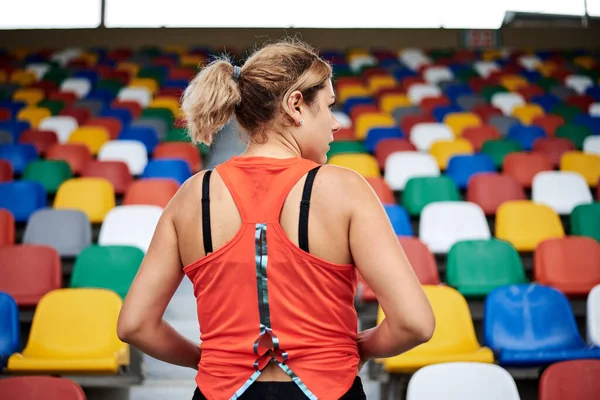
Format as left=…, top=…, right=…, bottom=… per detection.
left=411, top=315, right=435, bottom=345
left=389, top=311, right=436, bottom=348
left=117, top=313, right=142, bottom=343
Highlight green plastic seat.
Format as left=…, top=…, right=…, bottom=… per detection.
left=552, top=104, right=583, bottom=123
left=42, top=68, right=69, bottom=85
left=138, top=67, right=166, bottom=84
left=482, top=85, right=509, bottom=102
left=96, top=79, right=125, bottom=97
left=402, top=176, right=460, bottom=216
left=37, top=100, right=65, bottom=116
left=481, top=139, right=522, bottom=169
left=142, top=108, right=174, bottom=129
left=138, top=47, right=161, bottom=57
left=571, top=202, right=600, bottom=242
left=165, top=128, right=210, bottom=158
left=555, top=124, right=592, bottom=150
left=455, top=68, right=478, bottom=82
left=22, top=160, right=72, bottom=194
left=327, top=141, right=366, bottom=158
left=446, top=239, right=528, bottom=297
left=70, top=245, right=144, bottom=299
left=535, top=77, right=559, bottom=92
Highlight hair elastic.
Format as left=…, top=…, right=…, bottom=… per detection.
left=233, top=65, right=242, bottom=81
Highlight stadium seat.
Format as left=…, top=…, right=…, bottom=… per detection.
left=503, top=152, right=553, bottom=188
left=398, top=237, right=440, bottom=284
left=67, top=126, right=110, bottom=155
left=539, top=359, right=600, bottom=400
left=0, top=181, right=46, bottom=222
left=81, top=161, right=132, bottom=194
left=70, top=245, right=144, bottom=299
left=141, top=108, right=174, bottom=129
left=98, top=205, right=162, bottom=253
left=7, top=288, right=129, bottom=373
left=535, top=237, right=600, bottom=296
left=153, top=142, right=202, bottom=172
left=54, top=178, right=115, bottom=223
left=375, top=139, right=416, bottom=168
left=443, top=112, right=482, bottom=136
left=0, top=292, right=19, bottom=369
left=85, top=117, right=122, bottom=141
left=22, top=160, right=72, bottom=194
left=0, top=143, right=38, bottom=174
left=18, top=129, right=58, bottom=155
left=480, top=139, right=523, bottom=169
left=45, top=143, right=92, bottom=175
left=60, top=107, right=91, bottom=125
left=589, top=285, right=600, bottom=346
left=571, top=203, right=600, bottom=242
left=462, top=126, right=500, bottom=152
left=506, top=125, right=546, bottom=151
left=408, top=83, right=442, bottom=104
left=149, top=97, right=181, bottom=117
left=556, top=124, right=592, bottom=150
left=409, top=123, right=453, bottom=151
left=117, top=87, right=152, bottom=108
left=39, top=115, right=78, bottom=143
left=429, top=139, right=474, bottom=169
left=384, top=205, right=413, bottom=236
left=60, top=77, right=91, bottom=98
left=0, top=245, right=61, bottom=306
left=0, top=159, right=12, bottom=181
left=119, top=125, right=159, bottom=153
left=402, top=176, right=460, bottom=216
left=366, top=177, right=395, bottom=205
left=488, top=115, right=520, bottom=136
left=364, top=127, right=403, bottom=153
left=17, top=107, right=51, bottom=128
left=13, top=88, right=44, bottom=105
left=419, top=202, right=491, bottom=254
left=500, top=75, right=528, bottom=91
left=446, top=154, right=496, bottom=189
left=122, top=179, right=180, bottom=208
left=129, top=77, right=159, bottom=95
left=532, top=171, right=593, bottom=214
left=23, top=209, right=91, bottom=258
left=378, top=285, right=494, bottom=373
left=590, top=103, right=600, bottom=116
left=423, top=66, right=453, bottom=84
left=512, top=103, right=545, bottom=125
left=384, top=152, right=440, bottom=191
left=532, top=114, right=565, bottom=136
left=495, top=201, right=564, bottom=251
left=447, top=239, right=527, bottom=297
left=0, top=208, right=15, bottom=246
left=98, top=140, right=148, bottom=176
left=484, top=284, right=600, bottom=366
left=327, top=153, right=380, bottom=178
left=379, top=93, right=411, bottom=114
left=560, top=151, right=600, bottom=186
left=583, top=136, right=600, bottom=155
left=491, top=92, right=525, bottom=115
left=406, top=362, right=520, bottom=400
left=533, top=137, right=576, bottom=166
left=0, top=376, right=86, bottom=400
left=354, top=112, right=395, bottom=140
left=565, top=75, right=594, bottom=95
left=327, top=141, right=366, bottom=158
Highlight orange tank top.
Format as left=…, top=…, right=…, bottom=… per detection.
left=183, top=156, right=360, bottom=400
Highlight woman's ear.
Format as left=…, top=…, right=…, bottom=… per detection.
left=285, top=90, right=305, bottom=125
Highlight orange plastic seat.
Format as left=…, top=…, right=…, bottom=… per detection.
left=0, top=376, right=86, bottom=400
left=84, top=117, right=122, bottom=140
left=123, top=178, right=180, bottom=208
left=503, top=152, right=553, bottom=188
left=152, top=142, right=202, bottom=172
left=0, top=208, right=15, bottom=246
left=467, top=173, right=526, bottom=216
left=532, top=114, right=565, bottom=136
left=462, top=125, right=501, bottom=152
left=532, top=137, right=576, bottom=167
left=46, top=144, right=93, bottom=175
left=18, top=130, right=58, bottom=155
left=366, top=177, right=396, bottom=205
left=81, top=161, right=133, bottom=194
left=375, top=139, right=416, bottom=169
left=539, top=360, right=600, bottom=400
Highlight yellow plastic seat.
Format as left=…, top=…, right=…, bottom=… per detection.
left=328, top=153, right=380, bottom=178
left=429, top=138, right=474, bottom=169
left=368, top=76, right=397, bottom=93
left=17, top=107, right=51, bottom=128
left=54, top=178, right=115, bottom=223
left=500, top=75, right=529, bottom=91
left=10, top=70, right=37, bottom=86
left=482, top=50, right=502, bottom=61
left=7, top=288, right=129, bottom=374
left=13, top=88, right=45, bottom=105
left=128, top=78, right=159, bottom=95
left=536, top=62, right=558, bottom=77
left=79, top=52, right=99, bottom=66
left=495, top=200, right=565, bottom=252
left=116, top=61, right=140, bottom=77
left=380, top=93, right=411, bottom=114
left=164, top=45, right=187, bottom=55
left=68, top=127, right=110, bottom=155
left=443, top=112, right=482, bottom=136
left=338, top=85, right=371, bottom=104
left=347, top=49, right=371, bottom=60
left=377, top=285, right=494, bottom=373
left=560, top=151, right=600, bottom=187
left=149, top=97, right=181, bottom=117
left=573, top=55, right=595, bottom=70
left=512, top=103, right=545, bottom=125
left=180, top=54, right=205, bottom=67
left=354, top=112, right=395, bottom=140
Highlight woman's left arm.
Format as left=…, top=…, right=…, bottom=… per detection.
left=117, top=207, right=201, bottom=370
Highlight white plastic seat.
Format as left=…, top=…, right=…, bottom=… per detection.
left=565, top=75, right=594, bottom=95
left=408, top=84, right=442, bottom=105
left=419, top=201, right=491, bottom=254
left=588, top=284, right=600, bottom=346
left=407, top=362, right=521, bottom=400
left=98, top=205, right=163, bottom=253
left=25, top=63, right=50, bottom=81
left=38, top=116, right=78, bottom=143
left=590, top=103, right=600, bottom=117
left=332, top=111, right=351, bottom=128
left=349, top=56, right=377, bottom=74
left=384, top=152, right=440, bottom=191
left=59, top=78, right=91, bottom=99
left=518, top=55, right=541, bottom=71
left=474, top=61, right=499, bottom=78
left=400, top=49, right=431, bottom=72
left=423, top=66, right=454, bottom=84
left=491, top=92, right=526, bottom=116
left=98, top=140, right=148, bottom=176
left=583, top=136, right=600, bottom=156
left=117, top=87, right=152, bottom=108
left=50, top=48, right=83, bottom=66
left=410, top=123, right=454, bottom=151
left=532, top=171, right=593, bottom=215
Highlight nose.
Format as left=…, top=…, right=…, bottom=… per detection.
left=331, top=115, right=341, bottom=133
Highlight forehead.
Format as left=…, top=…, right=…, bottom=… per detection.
left=322, top=79, right=335, bottom=97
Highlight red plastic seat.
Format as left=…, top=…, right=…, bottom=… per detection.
left=169, top=67, right=196, bottom=81
left=18, top=130, right=58, bottom=155
left=565, top=95, right=595, bottom=113
left=81, top=161, right=132, bottom=194
left=420, top=96, right=451, bottom=114
left=0, top=376, right=86, bottom=400
left=84, top=117, right=122, bottom=140
left=110, top=100, right=142, bottom=119
left=59, top=107, right=90, bottom=125
left=333, top=127, right=355, bottom=141
left=471, top=104, right=503, bottom=123
left=366, top=177, right=395, bottom=205
left=400, top=115, right=435, bottom=139
left=48, top=91, right=77, bottom=106
left=152, top=142, right=202, bottom=172
left=30, top=80, right=58, bottom=96
left=467, top=173, right=526, bottom=216
left=123, top=178, right=180, bottom=208
left=535, top=237, right=600, bottom=296
left=401, top=76, right=425, bottom=92
left=539, top=359, right=600, bottom=400
left=503, top=152, right=553, bottom=188
left=533, top=114, right=565, bottom=136
left=0, top=245, right=61, bottom=306
left=515, top=84, right=544, bottom=101
left=462, top=125, right=501, bottom=152
left=375, top=138, right=416, bottom=169
left=0, top=108, right=10, bottom=122
left=157, top=88, right=184, bottom=98
left=532, top=137, right=576, bottom=166
left=350, top=105, right=380, bottom=124
left=0, top=159, right=13, bottom=182
left=46, top=144, right=93, bottom=175
left=0, top=208, right=15, bottom=246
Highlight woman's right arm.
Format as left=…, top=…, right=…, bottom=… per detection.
left=345, top=169, right=435, bottom=360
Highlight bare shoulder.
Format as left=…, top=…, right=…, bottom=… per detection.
left=162, top=170, right=209, bottom=216
left=316, top=164, right=377, bottom=205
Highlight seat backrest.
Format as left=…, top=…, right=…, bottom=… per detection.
left=0, top=376, right=86, bottom=400
left=539, top=359, right=600, bottom=400
left=588, top=284, right=600, bottom=346
left=0, top=181, right=47, bottom=222
left=406, top=362, right=520, bottom=400
left=397, top=237, right=440, bottom=284
left=22, top=159, right=72, bottom=194
left=583, top=136, right=600, bottom=156
left=0, top=208, right=15, bottom=246
left=560, top=151, right=600, bottom=186
left=383, top=205, right=413, bottom=236
left=532, top=171, right=592, bottom=214
left=506, top=125, right=546, bottom=151
left=532, top=114, right=565, bottom=136
left=503, top=152, right=553, bottom=188
left=119, top=126, right=159, bottom=153
left=327, top=153, right=380, bottom=178
left=570, top=202, right=600, bottom=243
left=118, top=86, right=152, bottom=107
left=153, top=142, right=202, bottom=172
left=446, top=154, right=496, bottom=189
left=443, top=112, right=482, bottom=136
left=54, top=178, right=115, bottom=223
left=467, top=173, right=526, bottom=216
left=68, top=127, right=110, bottom=155
left=46, top=143, right=92, bottom=175
left=484, top=284, right=584, bottom=352
left=98, top=140, right=148, bottom=175
left=23, top=209, right=91, bottom=258
left=409, top=123, right=453, bottom=151
left=489, top=115, right=520, bottom=136
left=365, top=177, right=395, bottom=205
left=419, top=201, right=491, bottom=254
left=429, top=139, right=474, bottom=170
left=98, top=205, right=163, bottom=252
left=532, top=137, right=576, bottom=166
left=0, top=292, right=20, bottom=364
left=535, top=237, right=600, bottom=296
left=354, top=112, right=395, bottom=140
left=0, top=245, right=61, bottom=306
left=407, top=83, right=442, bottom=104
left=364, top=127, right=403, bottom=153
left=402, top=176, right=460, bottom=216
left=0, top=159, right=12, bottom=182
left=122, top=178, right=179, bottom=208
left=0, top=143, right=38, bottom=174
left=491, top=92, right=525, bottom=115
left=462, top=125, right=500, bottom=152
left=81, top=160, right=132, bottom=194
left=556, top=123, right=592, bottom=150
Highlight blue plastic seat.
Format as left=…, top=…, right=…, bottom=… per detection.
left=444, top=83, right=473, bottom=102
left=433, top=105, right=462, bottom=122
left=162, top=79, right=188, bottom=90
left=383, top=204, right=413, bottom=236
left=0, top=181, right=47, bottom=222
left=0, top=101, right=26, bottom=118
left=0, top=121, right=30, bottom=142
left=0, top=292, right=20, bottom=368
left=364, top=127, right=403, bottom=153
left=141, top=159, right=191, bottom=185
left=484, top=284, right=600, bottom=367
left=100, top=107, right=132, bottom=127
left=586, top=86, right=600, bottom=101
left=391, top=67, right=416, bottom=82
left=119, top=126, right=159, bottom=153
left=342, top=97, right=374, bottom=115
left=446, top=154, right=496, bottom=189
left=573, top=115, right=600, bottom=135
left=520, top=70, right=542, bottom=82
left=73, top=69, right=100, bottom=85
left=0, top=144, right=38, bottom=174
left=531, top=95, right=561, bottom=113
left=506, top=125, right=546, bottom=151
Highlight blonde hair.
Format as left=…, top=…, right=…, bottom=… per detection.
left=181, top=38, right=332, bottom=146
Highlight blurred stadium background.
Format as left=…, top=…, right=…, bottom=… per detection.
left=1, top=1, right=600, bottom=399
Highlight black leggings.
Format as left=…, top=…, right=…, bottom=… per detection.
left=192, top=376, right=366, bottom=400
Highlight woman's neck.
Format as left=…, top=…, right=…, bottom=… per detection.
left=240, top=133, right=302, bottom=159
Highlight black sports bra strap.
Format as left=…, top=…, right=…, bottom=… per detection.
left=201, top=170, right=213, bottom=254
left=298, top=166, right=322, bottom=253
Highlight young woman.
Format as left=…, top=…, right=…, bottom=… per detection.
left=117, top=39, right=435, bottom=400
